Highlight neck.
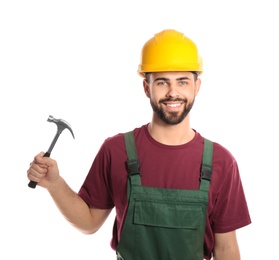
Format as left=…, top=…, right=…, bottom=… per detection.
left=148, top=116, right=195, bottom=145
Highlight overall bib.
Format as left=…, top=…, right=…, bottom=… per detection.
left=116, top=131, right=213, bottom=260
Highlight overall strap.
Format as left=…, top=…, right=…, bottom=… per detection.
left=124, top=131, right=141, bottom=199
left=199, top=138, right=213, bottom=191
left=124, top=131, right=213, bottom=194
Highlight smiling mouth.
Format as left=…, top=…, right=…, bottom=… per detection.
left=165, top=103, right=182, bottom=108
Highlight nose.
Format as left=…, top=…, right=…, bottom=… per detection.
left=166, top=84, right=179, bottom=98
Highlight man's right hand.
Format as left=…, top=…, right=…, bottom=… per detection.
left=27, top=152, right=60, bottom=189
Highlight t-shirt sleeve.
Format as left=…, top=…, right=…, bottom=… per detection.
left=78, top=141, right=115, bottom=210
left=210, top=148, right=251, bottom=233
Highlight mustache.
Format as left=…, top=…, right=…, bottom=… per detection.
left=159, top=98, right=187, bottom=104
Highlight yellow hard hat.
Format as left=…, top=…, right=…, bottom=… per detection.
left=138, top=29, right=203, bottom=77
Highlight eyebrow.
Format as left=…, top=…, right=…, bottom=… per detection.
left=154, top=77, right=191, bottom=82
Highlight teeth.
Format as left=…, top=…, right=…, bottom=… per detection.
left=167, top=103, right=180, bottom=107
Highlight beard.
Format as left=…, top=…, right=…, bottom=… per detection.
left=150, top=97, right=195, bottom=125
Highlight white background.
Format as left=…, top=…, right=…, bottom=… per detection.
left=1, top=1, right=278, bottom=259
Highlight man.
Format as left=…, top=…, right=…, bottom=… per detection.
left=27, top=29, right=251, bottom=259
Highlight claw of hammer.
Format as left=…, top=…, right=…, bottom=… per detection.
left=28, top=115, right=75, bottom=189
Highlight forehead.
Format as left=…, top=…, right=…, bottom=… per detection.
left=149, top=71, right=195, bottom=80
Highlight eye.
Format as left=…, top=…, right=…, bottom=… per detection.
left=156, top=81, right=167, bottom=86
left=179, top=80, right=188, bottom=85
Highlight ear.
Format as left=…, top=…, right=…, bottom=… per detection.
left=194, top=78, right=201, bottom=97
left=143, top=79, right=151, bottom=98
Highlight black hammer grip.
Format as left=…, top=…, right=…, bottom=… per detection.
left=28, top=152, right=51, bottom=189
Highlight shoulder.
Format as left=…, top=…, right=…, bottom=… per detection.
left=101, top=124, right=147, bottom=151
left=202, top=137, right=242, bottom=200
left=198, top=134, right=239, bottom=183
left=212, top=141, right=238, bottom=173
left=199, top=133, right=237, bottom=167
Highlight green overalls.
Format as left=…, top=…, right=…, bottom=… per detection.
left=116, top=131, right=213, bottom=260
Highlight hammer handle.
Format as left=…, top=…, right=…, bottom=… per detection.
left=28, top=152, right=51, bottom=189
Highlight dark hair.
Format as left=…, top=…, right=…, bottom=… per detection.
left=144, top=72, right=199, bottom=81
left=191, top=72, right=198, bottom=81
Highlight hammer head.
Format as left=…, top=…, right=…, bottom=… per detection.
left=47, top=115, right=75, bottom=138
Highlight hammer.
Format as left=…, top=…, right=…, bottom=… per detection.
left=28, top=115, right=75, bottom=189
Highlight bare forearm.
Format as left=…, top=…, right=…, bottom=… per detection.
left=47, top=176, right=97, bottom=234
left=213, top=251, right=240, bottom=260
left=28, top=154, right=111, bottom=233
left=213, top=231, right=241, bottom=260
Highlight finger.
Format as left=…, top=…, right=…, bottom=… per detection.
left=33, top=152, right=47, bottom=164
left=34, top=152, right=57, bottom=168
left=27, top=166, right=47, bottom=182
left=28, top=161, right=48, bottom=175
left=31, top=153, right=51, bottom=169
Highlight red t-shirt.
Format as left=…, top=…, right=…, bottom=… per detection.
left=78, top=124, right=251, bottom=259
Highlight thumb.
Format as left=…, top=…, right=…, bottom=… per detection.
left=34, top=152, right=53, bottom=167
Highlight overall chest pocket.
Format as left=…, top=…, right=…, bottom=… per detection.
left=133, top=200, right=205, bottom=260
